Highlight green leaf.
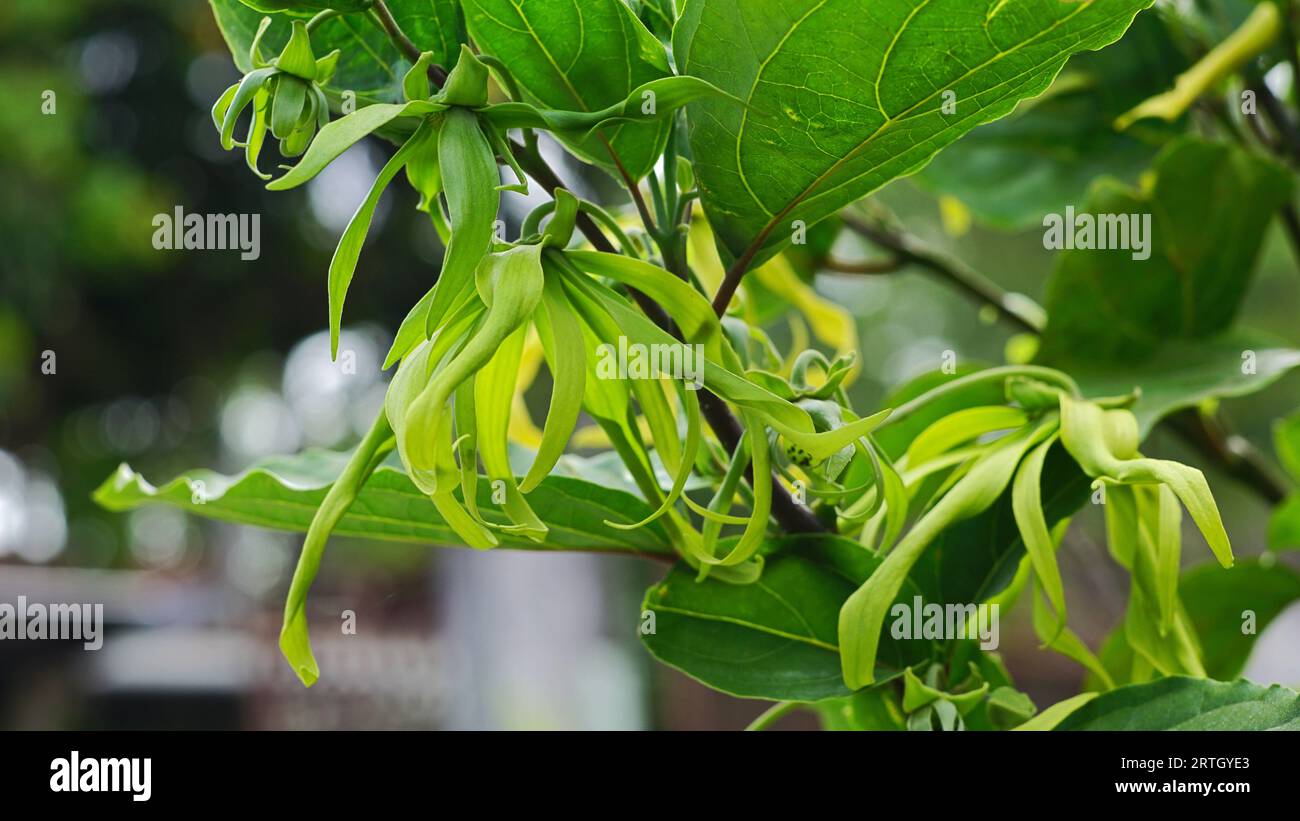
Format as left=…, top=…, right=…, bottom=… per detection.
left=674, top=0, right=1155, bottom=267
left=212, top=0, right=467, bottom=102
left=1181, top=558, right=1300, bottom=680
left=1039, top=138, right=1293, bottom=364
left=1275, top=410, right=1300, bottom=483
left=93, top=452, right=673, bottom=557
left=1270, top=494, right=1300, bottom=551
left=1054, top=676, right=1300, bottom=730
left=640, top=534, right=933, bottom=701
left=461, top=0, right=672, bottom=178
left=814, top=688, right=907, bottom=730
left=1063, top=334, right=1300, bottom=438
left=915, top=11, right=1187, bottom=229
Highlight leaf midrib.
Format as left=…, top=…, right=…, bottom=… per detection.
left=723, top=0, right=1100, bottom=260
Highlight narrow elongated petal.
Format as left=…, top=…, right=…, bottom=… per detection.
left=271, top=75, right=308, bottom=139
left=906, top=406, right=1029, bottom=468
left=220, top=68, right=276, bottom=150
left=426, top=108, right=501, bottom=336
left=401, top=245, right=545, bottom=496
left=266, top=100, right=444, bottom=190
left=327, top=121, right=435, bottom=358
left=839, top=420, right=1053, bottom=689
left=522, top=275, right=587, bottom=492
left=475, top=326, right=548, bottom=541
left=1012, top=432, right=1067, bottom=636
left=280, top=411, right=394, bottom=687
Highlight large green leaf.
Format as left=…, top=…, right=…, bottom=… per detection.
left=1063, top=333, right=1300, bottom=437
left=93, top=450, right=672, bottom=556
left=461, top=0, right=671, bottom=178
left=1055, top=676, right=1300, bottom=730
left=674, top=0, right=1155, bottom=267
left=1276, top=410, right=1300, bottom=483
left=1038, top=138, right=1293, bottom=363
left=1180, top=558, right=1300, bottom=680
left=1271, top=414, right=1300, bottom=549
left=211, top=0, right=467, bottom=102
left=640, top=534, right=933, bottom=701
left=1271, top=495, right=1300, bottom=551
left=915, top=11, right=1186, bottom=229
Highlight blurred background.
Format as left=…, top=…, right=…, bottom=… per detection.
left=0, top=0, right=1296, bottom=730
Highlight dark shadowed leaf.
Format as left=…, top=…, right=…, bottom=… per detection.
left=1180, top=558, right=1300, bottom=680
left=1038, top=139, right=1293, bottom=363
left=211, top=0, right=466, bottom=102
left=640, top=534, right=933, bottom=701
left=1056, top=676, right=1300, bottom=730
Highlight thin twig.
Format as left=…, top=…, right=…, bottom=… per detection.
left=841, top=214, right=1045, bottom=334
left=369, top=0, right=447, bottom=85
left=745, top=700, right=800, bottom=731
left=821, top=255, right=905, bottom=275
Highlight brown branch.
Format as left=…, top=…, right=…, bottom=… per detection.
left=821, top=255, right=905, bottom=275
left=1167, top=411, right=1288, bottom=506
left=370, top=0, right=447, bottom=86
left=841, top=214, right=1044, bottom=334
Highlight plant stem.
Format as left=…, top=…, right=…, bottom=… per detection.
left=745, top=700, right=800, bottom=731
left=368, top=0, right=447, bottom=85
left=1240, top=73, right=1300, bottom=276
left=306, top=9, right=341, bottom=33
left=712, top=242, right=764, bottom=317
